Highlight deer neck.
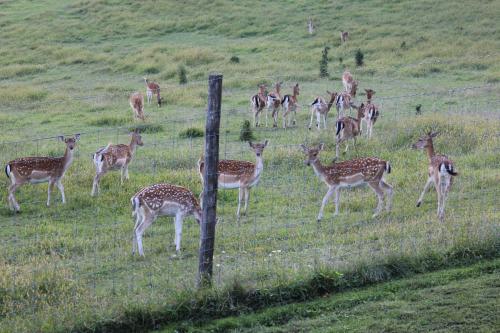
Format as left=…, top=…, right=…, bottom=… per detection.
left=254, top=155, right=264, bottom=178
left=327, top=98, right=335, bottom=111
left=311, top=159, right=328, bottom=182
left=129, top=138, right=138, bottom=156
left=425, top=142, right=435, bottom=162
left=62, top=146, right=74, bottom=172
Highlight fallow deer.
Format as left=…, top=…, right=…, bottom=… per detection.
left=129, top=92, right=145, bottom=121
left=144, top=77, right=162, bottom=107
left=361, top=102, right=379, bottom=139
left=198, top=140, right=268, bottom=219
left=131, top=183, right=202, bottom=256
left=334, top=91, right=353, bottom=118
left=412, top=131, right=458, bottom=221
left=342, top=71, right=358, bottom=97
left=282, top=83, right=300, bottom=128
left=309, top=91, right=338, bottom=130
left=335, top=103, right=364, bottom=157
left=5, top=134, right=80, bottom=212
left=301, top=143, right=393, bottom=221
left=308, top=18, right=315, bottom=34
left=365, top=89, right=375, bottom=102
left=91, top=129, right=144, bottom=196
left=251, top=84, right=267, bottom=127
left=266, top=81, right=282, bottom=127
left=340, top=31, right=349, bottom=43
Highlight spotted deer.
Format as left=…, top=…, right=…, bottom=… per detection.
left=335, top=103, right=364, bottom=157
left=198, top=140, right=268, bottom=219
left=412, top=132, right=458, bottom=221
left=144, top=77, right=162, bottom=107
left=5, top=134, right=80, bottom=212
left=131, top=183, right=202, bottom=256
left=342, top=71, right=358, bottom=97
left=340, top=31, right=349, bottom=43
left=266, top=81, right=282, bottom=127
left=301, top=143, right=393, bottom=221
left=91, top=129, right=144, bottom=196
left=309, top=91, right=338, bottom=130
left=282, top=83, right=300, bottom=128
left=251, top=84, right=267, bottom=127
left=129, top=92, right=145, bottom=121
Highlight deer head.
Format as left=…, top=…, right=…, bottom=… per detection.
left=249, top=140, right=268, bottom=157
left=58, top=134, right=80, bottom=150
left=412, top=131, right=439, bottom=149
left=131, top=129, right=144, bottom=146
left=300, top=143, right=324, bottom=166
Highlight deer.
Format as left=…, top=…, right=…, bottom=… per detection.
left=301, top=143, right=393, bottom=221
left=129, top=92, right=145, bottom=121
left=307, top=18, right=315, bottom=34
left=266, top=81, right=282, bottom=127
left=91, top=129, right=144, bottom=196
left=131, top=183, right=202, bottom=256
left=251, top=84, right=267, bottom=127
left=342, top=71, right=358, bottom=98
left=334, top=91, right=354, bottom=118
left=282, top=83, right=300, bottom=128
left=412, top=131, right=458, bottom=221
left=309, top=91, right=338, bottom=130
left=5, top=134, right=80, bottom=212
left=143, top=77, right=163, bottom=107
left=340, top=31, right=349, bottom=43
left=335, top=103, right=364, bottom=158
left=198, top=140, right=268, bottom=219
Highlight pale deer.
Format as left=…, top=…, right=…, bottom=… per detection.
left=251, top=84, right=267, bottom=127
left=412, top=132, right=458, bottom=221
left=335, top=103, right=364, bottom=157
left=308, top=18, right=315, bottom=34
left=131, top=183, right=202, bottom=256
left=91, top=129, right=144, bottom=196
left=362, top=103, right=379, bottom=139
left=282, top=83, right=300, bottom=128
left=301, top=143, right=393, bottom=221
left=334, top=91, right=353, bottom=118
left=309, top=91, right=338, bottom=130
left=5, top=134, right=80, bottom=212
left=340, top=31, right=349, bottom=43
left=266, top=81, right=282, bottom=127
left=129, top=92, right=145, bottom=121
left=342, top=71, right=358, bottom=97
left=144, top=77, right=162, bottom=107
left=198, top=140, right=268, bottom=219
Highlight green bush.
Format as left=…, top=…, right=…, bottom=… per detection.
left=178, top=65, right=188, bottom=84
left=319, top=46, right=330, bottom=78
left=179, top=127, right=204, bottom=138
left=230, top=56, right=240, bottom=63
left=239, top=120, right=255, bottom=141
left=355, top=49, right=364, bottom=67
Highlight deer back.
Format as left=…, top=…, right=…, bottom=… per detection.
left=324, top=158, right=388, bottom=184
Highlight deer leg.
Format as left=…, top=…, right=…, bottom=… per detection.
left=8, top=183, right=21, bottom=212
left=434, top=181, right=442, bottom=219
left=47, top=180, right=55, bottom=207
left=368, top=181, right=385, bottom=217
left=273, top=108, right=279, bottom=127
left=243, top=187, right=250, bottom=216
left=416, top=176, right=433, bottom=207
left=120, top=167, right=125, bottom=185
left=380, top=179, right=394, bottom=212
left=124, top=165, right=130, bottom=180
left=318, top=186, right=336, bottom=222
left=91, top=173, right=102, bottom=196
left=333, top=187, right=340, bottom=216
left=236, top=187, right=244, bottom=218
left=132, top=206, right=143, bottom=255
left=265, top=108, right=269, bottom=127
left=282, top=111, right=287, bottom=128
left=308, top=109, right=315, bottom=130
left=438, top=176, right=450, bottom=221
left=174, top=213, right=183, bottom=254
left=323, top=114, right=327, bottom=129
left=56, top=180, right=65, bottom=204
left=335, top=137, right=342, bottom=158
left=135, top=212, right=154, bottom=256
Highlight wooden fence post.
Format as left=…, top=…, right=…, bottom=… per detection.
left=197, top=74, right=222, bottom=288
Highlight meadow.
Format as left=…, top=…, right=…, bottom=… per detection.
left=0, top=0, right=499, bottom=332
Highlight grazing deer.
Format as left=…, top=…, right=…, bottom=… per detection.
left=334, top=91, right=353, bottom=118
left=267, top=81, right=283, bottom=127
left=335, top=103, right=364, bottom=158
left=251, top=84, right=267, bottom=127
left=131, top=183, right=202, bottom=256
left=309, top=91, right=338, bottom=130
left=282, top=83, right=300, bottom=128
left=340, top=31, right=349, bottom=43
left=5, top=134, right=80, bottom=212
left=143, top=77, right=163, bottom=107
left=198, top=140, right=268, bottom=219
left=91, top=129, right=144, bottom=196
left=301, top=143, right=393, bottom=221
left=342, top=71, right=358, bottom=97
left=412, top=132, right=458, bottom=221
left=307, top=18, right=315, bottom=34
left=129, top=92, right=145, bottom=121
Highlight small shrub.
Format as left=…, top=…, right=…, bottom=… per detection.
left=415, top=104, right=422, bottom=115
left=319, top=46, right=330, bottom=78
left=131, top=124, right=164, bottom=134
left=355, top=49, right=364, bottom=67
left=88, top=117, right=128, bottom=127
left=179, top=127, right=204, bottom=138
left=239, top=120, right=255, bottom=142
left=230, top=56, right=240, bottom=63
left=178, top=65, right=188, bottom=84
left=338, top=56, right=343, bottom=64
left=400, top=41, right=407, bottom=49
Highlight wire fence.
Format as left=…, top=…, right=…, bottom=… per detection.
left=0, top=81, right=499, bottom=329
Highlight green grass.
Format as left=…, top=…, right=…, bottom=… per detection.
left=0, top=0, right=499, bottom=332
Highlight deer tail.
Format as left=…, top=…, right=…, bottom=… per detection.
left=5, top=164, right=10, bottom=178
left=336, top=120, right=344, bottom=136
left=385, top=161, right=392, bottom=174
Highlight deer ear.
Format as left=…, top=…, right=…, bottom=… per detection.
left=263, top=139, right=269, bottom=147
left=300, top=144, right=308, bottom=153
left=57, top=135, right=65, bottom=142
left=318, top=143, right=325, bottom=151
left=74, top=133, right=81, bottom=141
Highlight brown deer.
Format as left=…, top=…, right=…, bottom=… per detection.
left=340, top=31, right=349, bottom=43
left=91, top=129, right=144, bottom=196
left=198, top=140, right=268, bottom=219
left=5, top=134, right=80, bottom=212
left=365, top=89, right=375, bottom=102
left=251, top=84, right=267, bottom=127
left=129, top=92, right=145, bottom=121
left=335, top=103, right=364, bottom=157
left=282, top=83, right=300, bottom=128
left=342, top=71, right=358, bottom=97
left=412, top=132, right=458, bottom=221
left=131, top=183, right=202, bottom=256
left=334, top=91, right=354, bottom=118
left=266, top=81, right=282, bottom=127
left=301, top=143, right=393, bottom=221
left=309, top=91, right=338, bottom=130
left=144, top=77, right=162, bottom=107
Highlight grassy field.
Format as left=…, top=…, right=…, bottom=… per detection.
left=160, top=258, right=500, bottom=332
left=0, top=0, right=499, bottom=332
